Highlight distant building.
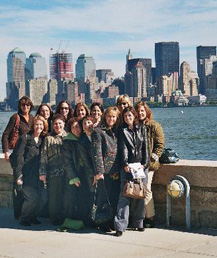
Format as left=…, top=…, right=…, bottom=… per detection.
left=49, top=52, right=74, bottom=81
left=96, top=69, right=112, bottom=82
left=26, top=79, right=47, bottom=106
left=6, top=47, right=26, bottom=109
left=26, top=53, right=47, bottom=80
left=197, top=45, right=217, bottom=94
left=64, top=81, right=79, bottom=105
left=180, top=61, right=198, bottom=96
left=125, top=50, right=151, bottom=97
left=104, top=85, right=119, bottom=98
left=47, top=79, right=58, bottom=106
left=75, top=54, right=96, bottom=93
left=156, top=72, right=178, bottom=97
left=155, top=42, right=179, bottom=79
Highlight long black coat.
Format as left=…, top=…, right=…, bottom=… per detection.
left=12, top=133, right=43, bottom=188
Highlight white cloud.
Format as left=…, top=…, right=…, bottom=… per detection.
left=0, top=0, right=217, bottom=100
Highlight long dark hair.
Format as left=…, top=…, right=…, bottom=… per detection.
left=55, top=100, right=74, bottom=122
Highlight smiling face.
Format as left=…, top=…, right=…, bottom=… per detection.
left=91, top=105, right=102, bottom=121
left=123, top=111, right=135, bottom=127
left=40, top=105, right=50, bottom=120
left=77, top=105, right=87, bottom=120
left=60, top=102, right=69, bottom=119
left=82, top=118, right=93, bottom=134
left=20, top=102, right=31, bottom=115
left=137, top=105, right=147, bottom=122
left=105, top=111, right=117, bottom=128
left=71, top=121, right=82, bottom=138
left=33, top=119, right=44, bottom=135
left=53, top=118, right=65, bottom=135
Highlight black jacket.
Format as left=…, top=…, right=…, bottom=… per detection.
left=118, top=123, right=149, bottom=168
left=92, top=127, right=120, bottom=175
left=12, top=133, right=43, bottom=187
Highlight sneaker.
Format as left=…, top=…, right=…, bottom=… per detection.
left=20, top=220, right=31, bottom=227
left=115, top=231, right=123, bottom=237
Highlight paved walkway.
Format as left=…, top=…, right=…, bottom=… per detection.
left=1, top=207, right=217, bottom=258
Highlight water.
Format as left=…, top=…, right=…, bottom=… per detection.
left=0, top=106, right=217, bottom=160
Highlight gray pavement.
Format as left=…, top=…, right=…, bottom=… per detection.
left=1, top=207, right=217, bottom=258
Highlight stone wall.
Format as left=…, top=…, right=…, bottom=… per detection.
left=1, top=154, right=217, bottom=229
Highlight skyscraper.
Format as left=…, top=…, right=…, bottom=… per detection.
left=75, top=54, right=96, bottom=94
left=75, top=54, right=96, bottom=81
left=7, top=47, right=26, bottom=83
left=6, top=47, right=26, bottom=109
left=26, top=53, right=47, bottom=80
left=155, top=42, right=179, bottom=79
left=49, top=52, right=74, bottom=81
left=196, top=45, right=216, bottom=94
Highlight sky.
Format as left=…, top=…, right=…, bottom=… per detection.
left=0, top=0, right=217, bottom=100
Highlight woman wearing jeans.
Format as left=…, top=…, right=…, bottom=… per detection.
left=114, top=106, right=149, bottom=236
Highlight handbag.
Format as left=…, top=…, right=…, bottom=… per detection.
left=159, top=148, right=179, bottom=164
left=90, top=180, right=114, bottom=225
left=9, top=114, right=20, bottom=150
left=123, top=178, right=147, bottom=199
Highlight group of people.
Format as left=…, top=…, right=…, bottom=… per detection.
left=1, top=94, right=165, bottom=237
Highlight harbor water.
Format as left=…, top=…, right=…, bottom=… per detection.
left=0, top=106, right=217, bottom=161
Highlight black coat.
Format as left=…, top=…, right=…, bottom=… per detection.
left=12, top=133, right=43, bottom=187
left=92, top=127, right=120, bottom=175
left=118, top=123, right=149, bottom=168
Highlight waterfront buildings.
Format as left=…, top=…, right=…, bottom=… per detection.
left=125, top=50, right=150, bottom=98
left=155, top=42, right=180, bottom=79
left=75, top=54, right=96, bottom=82
left=180, top=61, right=198, bottom=97
left=26, top=79, right=47, bottom=106
left=197, top=45, right=217, bottom=94
left=26, top=53, right=47, bottom=80
left=49, top=52, right=74, bottom=81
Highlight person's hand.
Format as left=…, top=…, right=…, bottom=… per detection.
left=39, top=175, right=46, bottom=183
left=93, top=174, right=104, bottom=185
left=16, top=179, right=23, bottom=185
left=151, top=153, right=159, bottom=162
left=4, top=152, right=10, bottom=162
left=124, top=165, right=130, bottom=173
left=74, top=181, right=81, bottom=187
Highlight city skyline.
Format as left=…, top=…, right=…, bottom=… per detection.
left=0, top=0, right=217, bottom=100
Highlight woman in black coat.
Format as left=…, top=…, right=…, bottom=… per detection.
left=91, top=106, right=120, bottom=231
left=13, top=115, right=48, bottom=226
left=114, top=106, right=149, bottom=237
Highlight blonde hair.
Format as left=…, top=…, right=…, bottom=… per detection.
left=32, top=115, right=48, bottom=136
left=116, top=94, right=132, bottom=107
left=104, top=106, right=120, bottom=129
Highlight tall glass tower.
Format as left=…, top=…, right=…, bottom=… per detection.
left=155, top=42, right=179, bottom=79
left=75, top=54, right=96, bottom=81
left=26, top=53, right=47, bottom=80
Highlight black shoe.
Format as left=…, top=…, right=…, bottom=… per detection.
left=20, top=220, right=31, bottom=227
left=99, top=225, right=113, bottom=232
left=138, top=227, right=145, bottom=232
left=115, top=231, right=123, bottom=237
left=30, top=218, right=41, bottom=225
left=144, top=218, right=155, bottom=228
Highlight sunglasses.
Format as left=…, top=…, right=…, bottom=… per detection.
left=60, top=107, right=69, bottom=110
left=118, top=102, right=128, bottom=106
left=21, top=103, right=30, bottom=107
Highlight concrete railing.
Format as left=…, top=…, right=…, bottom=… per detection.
left=1, top=153, right=217, bottom=228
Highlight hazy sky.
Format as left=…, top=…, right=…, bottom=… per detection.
left=0, top=0, right=217, bottom=100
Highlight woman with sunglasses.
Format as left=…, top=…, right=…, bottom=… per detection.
left=55, top=100, right=74, bottom=129
left=2, top=96, right=34, bottom=163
